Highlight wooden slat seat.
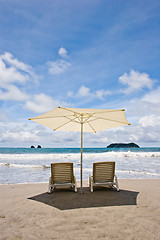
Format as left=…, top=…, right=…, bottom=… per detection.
left=89, top=161, right=119, bottom=192
left=48, top=162, right=77, bottom=193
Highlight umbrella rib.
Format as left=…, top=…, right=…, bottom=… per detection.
left=29, top=114, right=75, bottom=120
left=64, top=116, right=80, bottom=124
left=85, top=116, right=130, bottom=125
left=86, top=122, right=96, bottom=133
left=53, top=116, right=80, bottom=131
left=83, top=114, right=95, bottom=124
left=29, top=108, right=126, bottom=121
left=90, top=109, right=125, bottom=114
left=58, top=106, right=80, bottom=115
left=59, top=106, right=125, bottom=115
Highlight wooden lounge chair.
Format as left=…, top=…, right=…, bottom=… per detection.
left=48, top=162, right=77, bottom=193
left=89, top=161, right=119, bottom=192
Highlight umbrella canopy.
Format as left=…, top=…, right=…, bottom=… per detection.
left=29, top=106, right=130, bottom=193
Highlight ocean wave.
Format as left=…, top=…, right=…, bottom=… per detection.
left=117, top=170, right=160, bottom=176
left=0, top=151, right=160, bottom=161
left=0, top=162, right=159, bottom=177
left=0, top=162, right=50, bottom=169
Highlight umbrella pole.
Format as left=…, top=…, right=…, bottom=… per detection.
left=80, top=115, right=83, bottom=194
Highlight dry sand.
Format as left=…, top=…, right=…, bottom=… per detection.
left=0, top=179, right=160, bottom=240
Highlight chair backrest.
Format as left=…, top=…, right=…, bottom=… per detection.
left=93, top=161, right=115, bottom=183
left=51, top=162, right=74, bottom=184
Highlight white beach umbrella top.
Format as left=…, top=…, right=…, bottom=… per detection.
left=29, top=106, right=130, bottom=133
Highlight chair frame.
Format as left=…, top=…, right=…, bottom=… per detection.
left=48, top=162, right=77, bottom=193
left=89, top=161, right=119, bottom=192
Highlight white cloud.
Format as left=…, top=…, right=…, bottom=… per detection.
left=0, top=111, right=9, bottom=122
left=58, top=47, right=68, bottom=58
left=68, top=85, right=111, bottom=100
left=139, top=115, right=160, bottom=127
left=142, top=86, right=160, bottom=103
left=67, top=91, right=74, bottom=97
left=1, top=129, right=39, bottom=143
left=0, top=84, right=29, bottom=101
left=95, top=89, right=111, bottom=100
left=25, top=93, right=67, bottom=113
left=76, top=85, right=90, bottom=97
left=0, top=58, right=29, bottom=85
left=0, top=122, right=41, bottom=145
left=48, top=59, right=71, bottom=75
left=0, top=52, right=38, bottom=101
left=0, top=52, right=34, bottom=75
left=119, top=69, right=154, bottom=93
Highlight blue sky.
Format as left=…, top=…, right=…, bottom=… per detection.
left=0, top=0, right=160, bottom=147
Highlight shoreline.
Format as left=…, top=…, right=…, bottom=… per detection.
left=0, top=179, right=160, bottom=239
left=0, top=177, right=160, bottom=186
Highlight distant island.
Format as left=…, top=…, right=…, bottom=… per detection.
left=107, top=143, right=140, bottom=148
left=30, top=145, right=42, bottom=148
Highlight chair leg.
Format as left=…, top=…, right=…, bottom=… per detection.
left=115, top=175, right=119, bottom=191
left=90, top=176, right=93, bottom=192
left=48, top=177, right=52, bottom=194
left=74, top=176, right=77, bottom=192
left=89, top=174, right=91, bottom=187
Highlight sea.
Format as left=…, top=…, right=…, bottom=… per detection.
left=0, top=147, right=160, bottom=184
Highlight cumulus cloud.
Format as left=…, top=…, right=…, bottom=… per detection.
left=0, top=122, right=41, bottom=145
left=48, top=47, right=70, bottom=75
left=67, top=91, right=74, bottom=97
left=0, top=120, right=81, bottom=147
left=25, top=93, right=67, bottom=113
left=95, top=89, right=111, bottom=100
left=58, top=47, right=68, bottom=58
left=1, top=52, right=33, bottom=75
left=0, top=111, right=9, bottom=122
left=139, top=115, right=160, bottom=127
left=0, top=84, right=29, bottom=101
left=119, top=69, right=154, bottom=93
left=76, top=85, right=90, bottom=97
left=1, top=129, right=39, bottom=143
left=68, top=85, right=111, bottom=100
left=48, top=59, right=71, bottom=75
left=0, top=52, right=38, bottom=101
left=142, top=86, right=160, bottom=103
left=0, top=58, right=28, bottom=85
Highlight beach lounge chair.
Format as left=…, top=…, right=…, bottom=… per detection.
left=48, top=162, right=77, bottom=193
left=89, top=161, right=119, bottom=192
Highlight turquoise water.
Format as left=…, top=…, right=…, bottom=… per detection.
left=0, top=147, right=160, bottom=154
left=0, top=147, right=160, bottom=184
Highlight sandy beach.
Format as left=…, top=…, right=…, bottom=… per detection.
left=0, top=179, right=160, bottom=240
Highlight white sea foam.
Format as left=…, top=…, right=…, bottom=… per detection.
left=1, top=162, right=159, bottom=177
left=117, top=170, right=160, bottom=176
left=0, top=151, right=160, bottom=184
left=0, top=162, right=50, bottom=169
left=0, top=151, right=160, bottom=161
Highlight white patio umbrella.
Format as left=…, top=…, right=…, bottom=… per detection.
left=29, top=106, right=130, bottom=193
